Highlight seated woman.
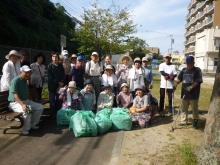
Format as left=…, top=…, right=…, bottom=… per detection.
left=58, top=81, right=82, bottom=110
left=80, top=79, right=96, bottom=110
left=116, top=83, right=133, bottom=108
left=97, top=84, right=114, bottom=112
left=129, top=85, right=151, bottom=128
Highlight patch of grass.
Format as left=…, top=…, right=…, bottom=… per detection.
left=167, top=141, right=197, bottom=165
left=166, top=133, right=175, bottom=141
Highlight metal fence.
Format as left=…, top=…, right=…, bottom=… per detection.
left=0, top=45, right=53, bottom=75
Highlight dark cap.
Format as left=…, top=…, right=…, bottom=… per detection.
left=102, top=84, right=112, bottom=90
left=186, top=56, right=194, bottom=62
left=19, top=50, right=27, bottom=55
left=85, top=79, right=93, bottom=86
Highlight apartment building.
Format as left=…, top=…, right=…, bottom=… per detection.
left=183, top=0, right=220, bottom=72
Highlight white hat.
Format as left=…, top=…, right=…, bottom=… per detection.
left=91, top=52, right=98, bottom=56
left=68, top=81, right=76, bottom=88
left=61, top=50, right=68, bottom=55
left=134, top=57, right=141, bottom=63
left=105, top=65, right=114, bottom=70
left=119, top=54, right=132, bottom=64
left=142, top=57, right=149, bottom=62
left=20, top=65, right=32, bottom=72
left=120, top=83, right=129, bottom=89
left=5, top=50, right=21, bottom=60
left=164, top=53, right=171, bottom=58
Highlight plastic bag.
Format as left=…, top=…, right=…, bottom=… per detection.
left=110, top=108, right=132, bottom=131
left=56, top=108, right=75, bottom=126
left=95, top=109, right=112, bottom=134
left=71, top=111, right=97, bottom=137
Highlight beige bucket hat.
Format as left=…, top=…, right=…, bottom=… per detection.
left=119, top=54, right=132, bottom=64
left=5, top=50, right=22, bottom=60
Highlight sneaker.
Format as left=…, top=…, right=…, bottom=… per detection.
left=22, top=130, right=29, bottom=135
left=31, top=124, right=39, bottom=129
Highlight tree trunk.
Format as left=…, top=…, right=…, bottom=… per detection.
left=197, top=46, right=220, bottom=165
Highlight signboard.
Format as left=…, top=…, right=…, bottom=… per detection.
left=60, top=35, right=66, bottom=47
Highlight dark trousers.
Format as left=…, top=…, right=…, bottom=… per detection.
left=36, top=87, right=42, bottom=99
left=49, top=91, right=62, bottom=115
left=159, top=88, right=173, bottom=113
left=64, top=75, right=70, bottom=86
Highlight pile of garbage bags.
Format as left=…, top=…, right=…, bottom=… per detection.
left=56, top=108, right=132, bottom=137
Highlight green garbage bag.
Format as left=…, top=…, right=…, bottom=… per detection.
left=56, top=108, right=76, bottom=126
left=69, top=110, right=95, bottom=130
left=95, top=109, right=112, bottom=134
left=96, top=108, right=112, bottom=118
left=110, top=108, right=132, bottom=131
left=71, top=111, right=97, bottom=137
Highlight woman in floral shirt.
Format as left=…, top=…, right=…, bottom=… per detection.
left=116, top=54, right=132, bottom=92
left=129, top=85, right=152, bottom=128
left=58, top=81, right=83, bottom=110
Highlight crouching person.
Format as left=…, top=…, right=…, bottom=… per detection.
left=129, top=85, right=151, bottom=128
left=58, top=81, right=82, bottom=110
left=80, top=79, right=96, bottom=111
left=8, top=65, right=44, bottom=135
left=116, top=83, right=133, bottom=108
left=97, top=84, right=114, bottom=112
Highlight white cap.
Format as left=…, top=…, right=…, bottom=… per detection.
left=20, top=65, right=32, bottom=72
left=61, top=50, right=68, bottom=55
left=91, top=52, right=98, bottom=56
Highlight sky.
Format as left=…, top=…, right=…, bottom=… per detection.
left=51, top=0, right=189, bottom=55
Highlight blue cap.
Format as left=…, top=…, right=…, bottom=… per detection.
left=135, top=85, right=145, bottom=91
left=186, top=56, right=194, bottom=62
left=77, top=55, right=84, bottom=61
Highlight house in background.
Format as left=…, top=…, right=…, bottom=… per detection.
left=171, top=51, right=185, bottom=63
left=183, top=0, right=220, bottom=72
left=143, top=47, right=160, bottom=54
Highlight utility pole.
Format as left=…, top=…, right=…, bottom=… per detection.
left=170, top=35, right=174, bottom=55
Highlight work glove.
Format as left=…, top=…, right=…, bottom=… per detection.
left=169, top=75, right=175, bottom=81
left=149, top=84, right=153, bottom=89
left=164, top=75, right=170, bottom=80
left=173, top=81, right=178, bottom=91
left=185, top=86, right=193, bottom=92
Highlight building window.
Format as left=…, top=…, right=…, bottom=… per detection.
left=214, top=58, right=218, bottom=66
left=214, top=38, right=220, bottom=46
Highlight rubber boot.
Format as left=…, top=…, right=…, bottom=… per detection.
left=193, top=119, right=198, bottom=129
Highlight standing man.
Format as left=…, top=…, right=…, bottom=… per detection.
left=70, top=55, right=85, bottom=90
left=48, top=52, right=65, bottom=118
left=61, top=50, right=71, bottom=85
left=85, top=52, right=103, bottom=102
left=69, top=54, right=77, bottom=67
left=19, top=50, right=30, bottom=67
left=173, top=56, right=203, bottom=129
left=102, top=55, right=115, bottom=74
left=158, top=53, right=178, bottom=116
left=142, top=57, right=153, bottom=89
left=8, top=65, right=44, bottom=135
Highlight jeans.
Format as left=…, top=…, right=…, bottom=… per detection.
left=49, top=92, right=62, bottom=115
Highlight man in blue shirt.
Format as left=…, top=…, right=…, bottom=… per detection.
left=142, top=57, right=153, bottom=89
left=8, top=65, right=44, bottom=135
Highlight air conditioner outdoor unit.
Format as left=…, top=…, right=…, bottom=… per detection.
left=216, top=26, right=220, bottom=29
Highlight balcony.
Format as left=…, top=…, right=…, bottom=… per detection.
left=206, top=4, right=214, bottom=15
left=188, top=47, right=195, bottom=53
left=191, top=17, right=197, bottom=26
left=199, top=1, right=206, bottom=9
left=187, top=3, right=192, bottom=9
left=191, top=0, right=197, bottom=7
left=206, top=17, right=213, bottom=26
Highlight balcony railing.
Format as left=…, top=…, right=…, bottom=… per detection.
left=208, top=4, right=214, bottom=11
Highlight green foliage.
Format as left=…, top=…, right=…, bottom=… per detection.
left=125, top=37, right=149, bottom=59
left=0, top=0, right=78, bottom=52
left=72, top=1, right=137, bottom=60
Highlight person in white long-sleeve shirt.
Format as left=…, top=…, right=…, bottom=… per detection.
left=101, top=65, right=117, bottom=94
left=1, top=50, right=21, bottom=91
left=30, top=53, right=46, bottom=98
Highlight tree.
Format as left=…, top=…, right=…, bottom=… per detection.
left=125, top=37, right=149, bottom=59
left=72, top=1, right=137, bottom=60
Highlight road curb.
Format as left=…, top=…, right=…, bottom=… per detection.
left=109, top=131, right=124, bottom=165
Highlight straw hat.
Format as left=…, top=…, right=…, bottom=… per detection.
left=119, top=54, right=132, bottom=64
left=5, top=50, right=22, bottom=60
left=164, top=53, right=172, bottom=58
left=105, top=65, right=114, bottom=70
left=69, top=54, right=77, bottom=60
left=134, top=57, right=141, bottom=63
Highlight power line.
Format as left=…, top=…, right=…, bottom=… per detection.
left=139, top=29, right=184, bottom=37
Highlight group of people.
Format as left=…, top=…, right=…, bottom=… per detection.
left=0, top=49, right=203, bottom=135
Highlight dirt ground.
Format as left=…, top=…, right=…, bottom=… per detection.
left=118, top=79, right=214, bottom=165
